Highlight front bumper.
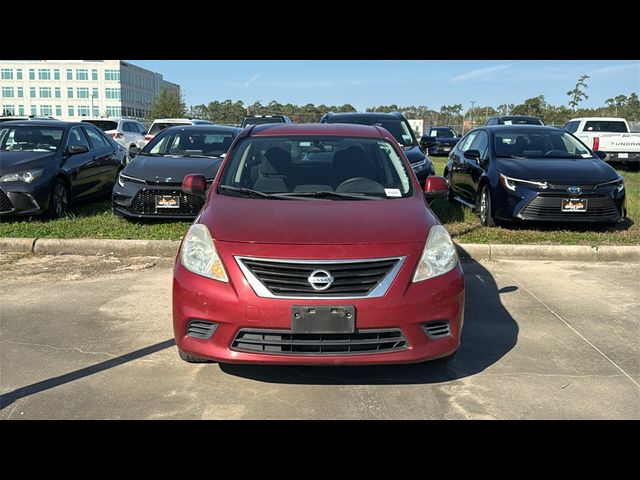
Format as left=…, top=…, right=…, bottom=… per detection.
left=173, top=241, right=465, bottom=365
left=112, top=182, right=205, bottom=219
left=0, top=181, right=50, bottom=216
left=604, top=152, right=640, bottom=164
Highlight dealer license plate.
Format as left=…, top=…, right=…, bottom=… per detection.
left=561, top=198, right=587, bottom=212
left=155, top=195, right=180, bottom=209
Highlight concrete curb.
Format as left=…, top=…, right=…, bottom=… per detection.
left=1, top=237, right=639, bottom=262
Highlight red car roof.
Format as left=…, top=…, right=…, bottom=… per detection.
left=250, top=122, right=391, bottom=139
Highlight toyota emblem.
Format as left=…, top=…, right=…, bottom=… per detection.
left=567, top=185, right=581, bottom=194
left=307, top=269, right=334, bottom=291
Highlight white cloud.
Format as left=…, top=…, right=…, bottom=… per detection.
left=587, top=63, right=640, bottom=78
left=263, top=80, right=361, bottom=88
left=224, top=73, right=261, bottom=89
left=450, top=64, right=513, bottom=83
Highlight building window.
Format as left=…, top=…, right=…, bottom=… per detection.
left=78, top=105, right=89, bottom=116
left=68, top=106, right=75, bottom=116
left=105, top=88, right=120, bottom=100
left=66, top=69, right=73, bottom=80
left=55, top=87, right=61, bottom=98
left=105, top=69, right=120, bottom=81
left=92, top=106, right=100, bottom=117
left=39, top=87, right=52, bottom=98
left=18, top=105, right=24, bottom=115
left=77, top=87, right=89, bottom=99
left=92, top=87, right=99, bottom=99
left=1, top=86, right=14, bottom=98
left=67, top=87, right=74, bottom=98
left=17, top=87, right=23, bottom=98
left=1, top=68, right=13, bottom=80
left=2, top=105, right=15, bottom=115
left=41, top=105, right=52, bottom=116
left=30, top=105, right=37, bottom=115
left=30, top=87, right=36, bottom=98
left=76, top=69, right=88, bottom=81
left=106, top=106, right=121, bottom=117
left=16, top=69, right=23, bottom=80
left=54, top=69, right=60, bottom=81
left=29, top=69, right=35, bottom=80
left=38, top=69, right=51, bottom=80
left=92, top=69, right=98, bottom=81
left=56, top=105, right=62, bottom=117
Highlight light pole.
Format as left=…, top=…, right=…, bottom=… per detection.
left=469, top=100, right=477, bottom=128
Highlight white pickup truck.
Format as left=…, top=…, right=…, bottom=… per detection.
left=563, top=117, right=640, bottom=166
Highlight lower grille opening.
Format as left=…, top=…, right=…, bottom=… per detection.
left=232, top=328, right=407, bottom=355
left=130, top=189, right=205, bottom=216
left=187, top=320, right=218, bottom=339
left=423, top=321, right=451, bottom=339
left=0, top=189, right=14, bottom=213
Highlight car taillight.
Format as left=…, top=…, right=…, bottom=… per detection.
left=144, top=134, right=154, bottom=141
left=593, top=136, right=600, bottom=151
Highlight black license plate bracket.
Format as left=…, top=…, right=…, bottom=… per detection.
left=291, top=305, right=355, bottom=334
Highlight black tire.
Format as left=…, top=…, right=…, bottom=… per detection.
left=445, top=170, right=455, bottom=202
left=178, top=348, right=214, bottom=364
left=478, top=185, right=496, bottom=227
left=49, top=178, right=70, bottom=218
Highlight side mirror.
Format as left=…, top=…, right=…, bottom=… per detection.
left=182, top=174, right=207, bottom=198
left=594, top=150, right=607, bottom=160
left=129, top=146, right=141, bottom=158
left=68, top=144, right=89, bottom=155
left=463, top=149, right=481, bottom=162
left=423, top=138, right=437, bottom=148
left=423, top=175, right=448, bottom=198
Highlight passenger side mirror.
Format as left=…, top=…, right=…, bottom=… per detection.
left=463, top=149, right=483, bottom=164
left=68, top=144, right=89, bottom=155
left=594, top=150, right=607, bottom=160
left=423, top=175, right=448, bottom=198
left=182, top=174, right=207, bottom=198
left=129, top=146, right=141, bottom=158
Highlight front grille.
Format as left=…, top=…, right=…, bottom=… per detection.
left=520, top=195, right=620, bottom=221
left=130, top=189, right=204, bottom=216
left=237, top=257, right=402, bottom=298
left=423, top=321, right=451, bottom=339
left=232, top=328, right=407, bottom=355
left=547, top=183, right=596, bottom=191
left=0, top=189, right=13, bottom=212
left=187, top=320, right=218, bottom=339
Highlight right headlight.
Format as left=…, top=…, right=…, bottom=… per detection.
left=117, top=171, right=144, bottom=188
left=499, top=173, right=548, bottom=191
left=412, top=225, right=458, bottom=282
left=180, top=223, right=228, bottom=282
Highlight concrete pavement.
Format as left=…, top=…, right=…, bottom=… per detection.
left=0, top=253, right=638, bottom=419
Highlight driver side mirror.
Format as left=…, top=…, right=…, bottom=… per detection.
left=423, top=175, right=448, bottom=198
left=68, top=144, right=89, bottom=155
left=463, top=149, right=482, bottom=163
left=594, top=150, right=607, bottom=160
left=182, top=174, right=207, bottom=198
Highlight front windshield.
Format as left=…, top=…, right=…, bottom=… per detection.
left=219, top=136, right=413, bottom=200
left=494, top=129, right=592, bottom=159
left=329, top=118, right=416, bottom=147
left=143, top=128, right=236, bottom=157
left=0, top=126, right=64, bottom=152
left=428, top=127, right=456, bottom=138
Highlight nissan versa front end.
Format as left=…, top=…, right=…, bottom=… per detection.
left=172, top=123, right=464, bottom=365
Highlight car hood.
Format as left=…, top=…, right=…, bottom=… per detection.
left=200, top=194, right=436, bottom=244
left=0, top=151, right=57, bottom=174
left=124, top=154, right=222, bottom=181
left=403, top=145, right=427, bottom=164
left=496, top=158, right=619, bottom=183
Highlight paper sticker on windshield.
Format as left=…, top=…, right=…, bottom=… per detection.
left=503, top=120, right=513, bottom=125
left=385, top=188, right=402, bottom=197
left=299, top=141, right=311, bottom=147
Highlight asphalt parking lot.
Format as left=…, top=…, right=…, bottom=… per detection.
left=0, top=253, right=638, bottom=419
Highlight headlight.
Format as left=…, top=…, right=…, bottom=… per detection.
left=618, top=180, right=624, bottom=193
left=413, top=225, right=458, bottom=282
left=117, top=172, right=144, bottom=188
left=499, top=173, right=548, bottom=191
left=411, top=158, right=428, bottom=171
left=180, top=223, right=228, bottom=282
left=0, top=168, right=43, bottom=183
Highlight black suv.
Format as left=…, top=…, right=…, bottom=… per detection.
left=241, top=115, right=292, bottom=128
left=485, top=115, right=545, bottom=126
left=320, top=112, right=435, bottom=185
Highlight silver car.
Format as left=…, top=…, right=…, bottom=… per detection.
left=81, top=118, right=147, bottom=161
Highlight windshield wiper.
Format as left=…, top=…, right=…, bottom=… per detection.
left=218, top=185, right=275, bottom=198
left=274, top=191, right=383, bottom=200
left=495, top=154, right=527, bottom=159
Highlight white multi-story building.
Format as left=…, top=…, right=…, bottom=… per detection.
left=0, top=60, right=179, bottom=121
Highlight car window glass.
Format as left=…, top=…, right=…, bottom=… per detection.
left=583, top=121, right=627, bottom=133
left=85, top=126, right=108, bottom=148
left=563, top=121, right=579, bottom=133
left=469, top=131, right=488, bottom=158
left=134, top=122, right=146, bottom=134
left=458, top=132, right=478, bottom=152
left=68, top=127, right=90, bottom=149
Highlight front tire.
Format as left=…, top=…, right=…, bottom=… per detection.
left=478, top=185, right=496, bottom=227
left=50, top=179, right=70, bottom=218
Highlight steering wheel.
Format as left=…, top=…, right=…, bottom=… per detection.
left=336, top=177, right=384, bottom=193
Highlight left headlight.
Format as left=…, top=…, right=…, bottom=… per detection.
left=180, top=223, right=228, bottom=282
left=499, top=173, right=548, bottom=191
left=413, top=225, right=458, bottom=282
left=0, top=169, right=44, bottom=183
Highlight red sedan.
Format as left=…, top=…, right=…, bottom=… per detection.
left=173, top=123, right=464, bottom=365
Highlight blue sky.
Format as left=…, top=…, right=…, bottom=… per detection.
left=131, top=60, right=639, bottom=111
